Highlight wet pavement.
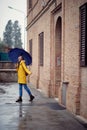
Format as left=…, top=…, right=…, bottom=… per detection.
left=0, top=83, right=87, bottom=130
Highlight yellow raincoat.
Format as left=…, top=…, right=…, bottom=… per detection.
left=16, top=60, right=32, bottom=84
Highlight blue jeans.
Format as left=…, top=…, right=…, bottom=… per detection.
left=19, top=83, right=31, bottom=97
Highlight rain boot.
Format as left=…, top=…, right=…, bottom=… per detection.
left=16, top=96, right=22, bottom=102
left=29, top=95, right=35, bottom=102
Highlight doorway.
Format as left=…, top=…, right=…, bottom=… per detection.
left=55, top=16, right=62, bottom=97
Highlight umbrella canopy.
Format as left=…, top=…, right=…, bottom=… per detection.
left=8, top=48, right=32, bottom=65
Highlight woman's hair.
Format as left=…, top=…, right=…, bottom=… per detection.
left=18, top=54, right=24, bottom=68
left=20, top=54, right=24, bottom=60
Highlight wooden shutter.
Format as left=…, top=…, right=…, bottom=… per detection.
left=29, top=0, right=32, bottom=9
left=29, top=39, right=32, bottom=56
left=80, top=3, right=87, bottom=66
left=39, top=32, right=44, bottom=66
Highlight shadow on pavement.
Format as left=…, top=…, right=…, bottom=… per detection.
left=46, top=102, right=66, bottom=110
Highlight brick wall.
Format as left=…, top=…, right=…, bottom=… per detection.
left=80, top=68, right=87, bottom=119
left=27, top=0, right=87, bottom=120
left=64, top=0, right=87, bottom=118
left=27, top=8, right=51, bottom=96
left=63, top=0, right=81, bottom=114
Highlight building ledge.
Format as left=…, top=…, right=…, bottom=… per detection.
left=0, top=69, right=16, bottom=72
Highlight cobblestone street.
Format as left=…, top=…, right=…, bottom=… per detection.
left=0, top=83, right=86, bottom=130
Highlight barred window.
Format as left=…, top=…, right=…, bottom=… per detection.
left=29, top=39, right=32, bottom=56
left=29, top=0, right=32, bottom=9
left=39, top=32, right=44, bottom=66
left=80, top=3, right=87, bottom=67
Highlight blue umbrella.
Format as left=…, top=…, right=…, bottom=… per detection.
left=8, top=48, right=32, bottom=65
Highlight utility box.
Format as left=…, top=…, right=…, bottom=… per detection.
left=61, top=82, right=69, bottom=106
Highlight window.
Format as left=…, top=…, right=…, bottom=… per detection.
left=80, top=3, right=87, bottom=67
left=29, top=39, right=32, bottom=56
left=39, top=32, right=44, bottom=66
left=29, top=0, right=32, bottom=9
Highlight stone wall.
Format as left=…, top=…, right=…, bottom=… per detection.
left=0, top=62, right=17, bottom=82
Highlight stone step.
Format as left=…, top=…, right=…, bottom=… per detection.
left=0, top=62, right=15, bottom=69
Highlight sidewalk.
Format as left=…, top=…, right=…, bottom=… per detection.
left=0, top=83, right=86, bottom=130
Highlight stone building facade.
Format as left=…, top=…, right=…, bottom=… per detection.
left=26, top=0, right=87, bottom=120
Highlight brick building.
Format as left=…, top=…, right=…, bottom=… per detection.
left=26, top=0, right=87, bottom=120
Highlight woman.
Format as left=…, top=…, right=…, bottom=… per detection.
left=16, top=55, right=34, bottom=102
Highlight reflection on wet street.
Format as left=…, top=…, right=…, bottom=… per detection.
left=0, top=83, right=32, bottom=130
left=0, top=83, right=86, bottom=130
